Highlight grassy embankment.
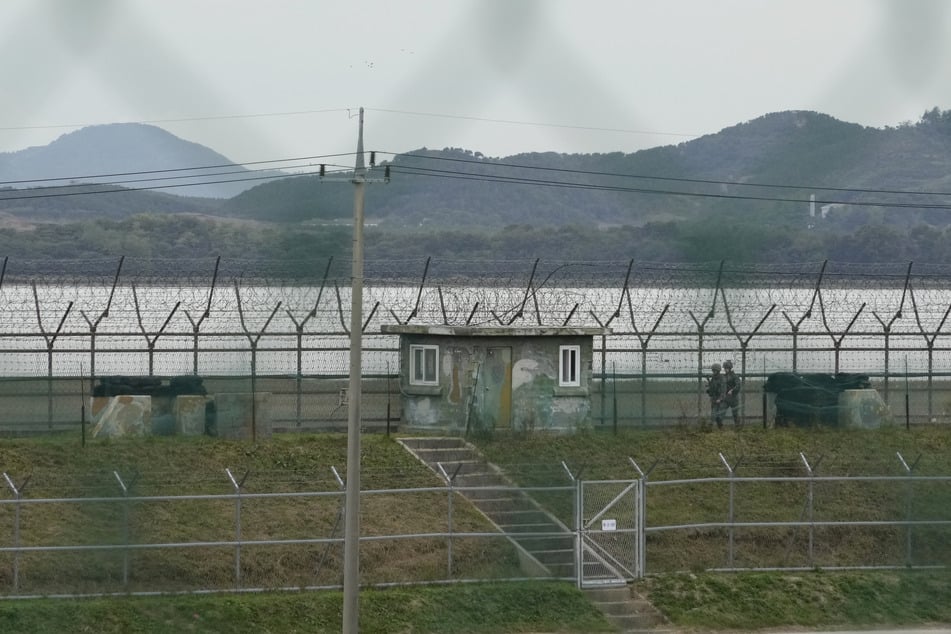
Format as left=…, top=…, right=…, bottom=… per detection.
left=0, top=425, right=947, bottom=632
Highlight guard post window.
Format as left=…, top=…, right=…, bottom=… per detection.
left=410, top=344, right=439, bottom=385
left=559, top=345, right=580, bottom=387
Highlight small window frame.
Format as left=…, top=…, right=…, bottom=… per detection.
left=559, top=345, right=581, bottom=387
left=409, top=344, right=440, bottom=386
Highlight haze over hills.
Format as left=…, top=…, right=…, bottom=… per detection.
left=0, top=123, right=284, bottom=199
left=221, top=108, right=951, bottom=231
left=1, top=109, right=951, bottom=263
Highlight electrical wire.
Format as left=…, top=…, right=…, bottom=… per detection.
left=388, top=151, right=951, bottom=199
left=0, top=153, right=357, bottom=188
left=3, top=147, right=951, bottom=212
left=389, top=164, right=951, bottom=211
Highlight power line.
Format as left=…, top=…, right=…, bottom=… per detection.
left=389, top=151, right=951, bottom=199
left=0, top=153, right=356, bottom=188
left=3, top=146, right=951, bottom=213
left=390, top=164, right=951, bottom=211
left=0, top=166, right=356, bottom=201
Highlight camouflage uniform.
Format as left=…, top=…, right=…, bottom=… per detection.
left=705, top=363, right=727, bottom=428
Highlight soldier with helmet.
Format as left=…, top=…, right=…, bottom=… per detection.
left=705, top=362, right=727, bottom=428
left=722, top=359, right=742, bottom=427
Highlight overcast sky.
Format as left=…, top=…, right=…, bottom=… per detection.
left=2, top=0, right=950, bottom=166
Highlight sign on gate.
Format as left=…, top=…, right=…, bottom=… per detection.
left=578, top=479, right=641, bottom=588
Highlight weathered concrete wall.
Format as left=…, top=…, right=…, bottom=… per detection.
left=91, top=395, right=151, bottom=438
left=385, top=327, right=602, bottom=435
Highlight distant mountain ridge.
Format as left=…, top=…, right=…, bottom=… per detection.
left=0, top=123, right=283, bottom=199
left=216, top=109, right=951, bottom=231
left=2, top=109, right=951, bottom=234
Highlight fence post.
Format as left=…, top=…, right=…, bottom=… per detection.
left=818, top=293, right=865, bottom=375
left=625, top=295, right=669, bottom=428
left=896, top=452, right=921, bottom=566
left=720, top=288, right=775, bottom=428
left=32, top=283, right=73, bottom=432
left=235, top=282, right=282, bottom=441
left=2, top=473, right=28, bottom=594
left=79, top=257, right=124, bottom=430
left=437, top=462, right=463, bottom=577
left=798, top=453, right=821, bottom=566
left=183, top=256, right=220, bottom=377
left=718, top=453, right=741, bottom=569
left=628, top=457, right=658, bottom=578
left=871, top=263, right=911, bottom=404
left=114, top=470, right=138, bottom=588
left=314, top=466, right=347, bottom=584
left=132, top=284, right=181, bottom=377
left=561, top=461, right=582, bottom=587
left=226, top=468, right=249, bottom=589
left=909, top=287, right=951, bottom=423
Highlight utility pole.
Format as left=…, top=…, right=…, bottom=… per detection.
left=342, top=107, right=388, bottom=634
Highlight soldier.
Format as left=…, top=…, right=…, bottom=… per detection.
left=722, top=359, right=742, bottom=427
left=705, top=362, right=727, bottom=428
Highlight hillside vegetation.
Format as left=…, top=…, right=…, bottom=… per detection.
left=2, top=109, right=951, bottom=262
left=0, top=427, right=948, bottom=632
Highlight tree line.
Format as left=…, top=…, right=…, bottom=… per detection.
left=0, top=210, right=947, bottom=265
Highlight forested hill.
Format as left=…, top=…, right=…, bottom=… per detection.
left=2, top=109, right=951, bottom=263
left=221, top=109, right=951, bottom=231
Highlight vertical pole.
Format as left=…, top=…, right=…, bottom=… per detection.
left=438, top=463, right=459, bottom=578
left=3, top=474, right=22, bottom=594
left=575, top=477, right=583, bottom=587
left=628, top=457, right=655, bottom=579
left=343, top=107, right=367, bottom=634
left=719, top=453, right=736, bottom=569
left=226, top=469, right=245, bottom=589
left=250, top=342, right=257, bottom=441
left=800, top=453, right=815, bottom=566
left=599, top=334, right=606, bottom=425
left=386, top=360, right=392, bottom=437
left=114, top=471, right=130, bottom=587
left=897, top=452, right=920, bottom=566
left=296, top=326, right=303, bottom=427
left=640, top=346, right=647, bottom=427
left=612, top=362, right=618, bottom=434
left=905, top=356, right=910, bottom=430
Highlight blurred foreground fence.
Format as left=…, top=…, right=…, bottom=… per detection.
left=2, top=256, right=951, bottom=433
left=0, top=457, right=948, bottom=596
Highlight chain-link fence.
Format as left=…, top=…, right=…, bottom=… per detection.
left=0, top=459, right=947, bottom=596
left=2, top=256, right=951, bottom=434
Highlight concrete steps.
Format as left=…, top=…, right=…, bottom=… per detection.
left=583, top=586, right=676, bottom=633
left=398, top=436, right=575, bottom=580
left=398, top=436, right=674, bottom=632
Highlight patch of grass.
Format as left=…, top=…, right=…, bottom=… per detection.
left=0, top=433, right=522, bottom=593
left=0, top=581, right=614, bottom=634
left=636, top=569, right=951, bottom=631
left=0, top=427, right=949, bottom=631
left=475, top=426, right=951, bottom=572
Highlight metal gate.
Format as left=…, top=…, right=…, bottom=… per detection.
left=577, top=479, right=642, bottom=587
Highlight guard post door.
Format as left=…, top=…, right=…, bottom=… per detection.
left=482, top=346, right=512, bottom=430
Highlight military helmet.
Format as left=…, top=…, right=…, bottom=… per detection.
left=723, top=359, right=733, bottom=370
left=711, top=363, right=721, bottom=372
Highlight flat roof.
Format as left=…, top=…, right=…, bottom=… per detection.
left=380, top=325, right=611, bottom=337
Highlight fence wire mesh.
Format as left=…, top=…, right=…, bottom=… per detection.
left=0, top=461, right=947, bottom=596
left=1, top=256, right=951, bottom=433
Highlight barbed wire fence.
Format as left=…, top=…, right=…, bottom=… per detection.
left=1, top=256, right=951, bottom=434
